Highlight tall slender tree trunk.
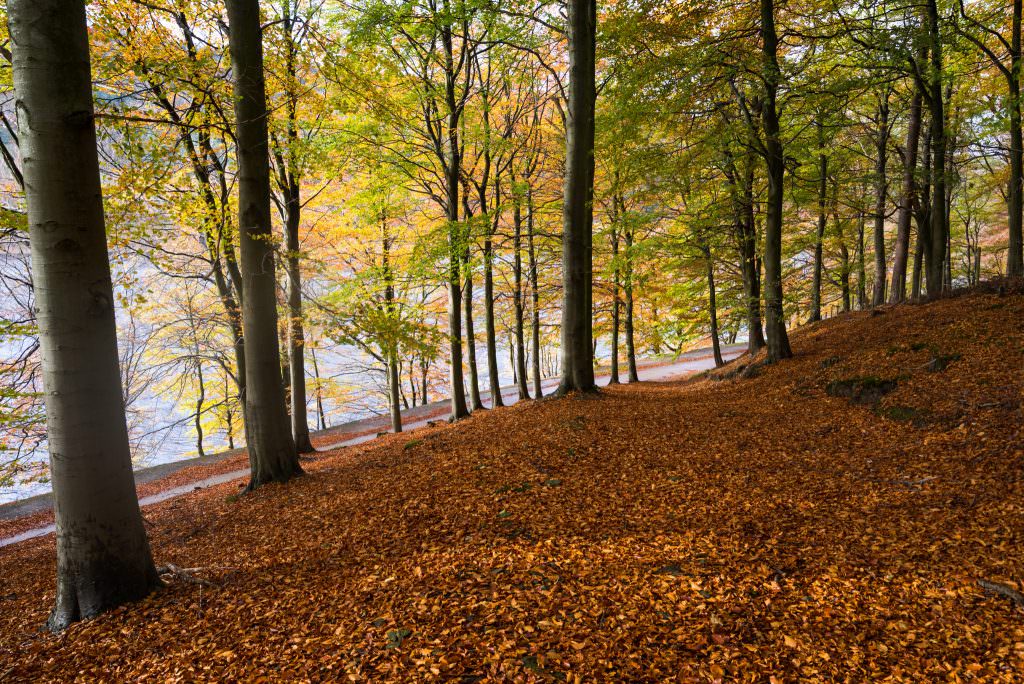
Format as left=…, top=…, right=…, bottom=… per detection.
left=913, top=125, right=933, bottom=299
left=872, top=94, right=890, bottom=306
left=276, top=0, right=313, bottom=453
left=704, top=244, right=725, bottom=367
left=857, top=202, right=867, bottom=309
left=513, top=197, right=531, bottom=400
left=558, top=0, right=598, bottom=394
left=759, top=0, right=792, bottom=361
left=736, top=157, right=766, bottom=352
left=441, top=21, right=469, bottom=421
left=836, top=207, right=852, bottom=312
left=463, top=254, right=484, bottom=410
left=623, top=220, right=639, bottom=382
left=1008, top=0, right=1024, bottom=276
left=195, top=358, right=206, bottom=458
left=421, top=359, right=430, bottom=405
left=383, top=229, right=402, bottom=433
left=483, top=223, right=503, bottom=407
left=925, top=0, right=948, bottom=298
left=527, top=188, right=543, bottom=398
left=890, top=90, right=923, bottom=302
left=311, top=345, right=326, bottom=430
left=10, top=0, right=158, bottom=630
left=284, top=193, right=312, bottom=452
left=226, top=0, right=300, bottom=489
left=810, top=120, right=827, bottom=322
left=609, top=224, right=621, bottom=384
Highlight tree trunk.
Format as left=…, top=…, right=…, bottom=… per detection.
left=527, top=187, right=543, bottom=398
left=11, top=0, right=158, bottom=630
left=760, top=0, right=792, bottom=361
left=623, top=220, right=639, bottom=382
left=195, top=358, right=206, bottom=458
left=857, top=201, right=867, bottom=309
left=284, top=191, right=313, bottom=452
left=810, top=120, right=827, bottom=322
left=441, top=21, right=469, bottom=421
left=484, top=227, right=503, bottom=407
left=925, top=0, right=948, bottom=297
left=890, top=89, right=923, bottom=303
left=513, top=197, right=531, bottom=400
left=383, top=229, right=402, bottom=432
left=872, top=94, right=890, bottom=306
left=275, top=1, right=313, bottom=453
left=836, top=209, right=852, bottom=312
left=557, top=0, right=598, bottom=394
left=226, top=0, right=301, bottom=488
left=704, top=245, right=724, bottom=367
left=311, top=345, right=327, bottom=430
left=608, top=224, right=621, bottom=384
left=735, top=155, right=766, bottom=352
left=1008, top=0, right=1023, bottom=276
left=463, top=254, right=484, bottom=410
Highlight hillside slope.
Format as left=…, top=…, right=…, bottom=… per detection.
left=1, top=290, right=1022, bottom=681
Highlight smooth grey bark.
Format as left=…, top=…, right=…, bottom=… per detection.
left=441, top=17, right=470, bottom=421
left=11, top=0, right=158, bottom=631
left=890, top=89, right=923, bottom=303
left=725, top=147, right=766, bottom=352
left=475, top=85, right=503, bottom=408
left=513, top=196, right=531, bottom=400
left=311, top=345, right=327, bottom=430
left=483, top=233, right=503, bottom=407
left=195, top=358, right=206, bottom=458
left=383, top=229, right=402, bottom=433
left=810, top=120, right=827, bottom=322
left=857, top=199, right=867, bottom=309
left=872, top=93, right=890, bottom=306
left=1012, top=0, right=1024, bottom=276
left=527, top=187, right=543, bottom=398
left=462, top=247, right=484, bottom=411
left=460, top=192, right=483, bottom=411
left=703, top=244, right=724, bottom=367
left=271, top=1, right=313, bottom=453
left=608, top=223, right=621, bottom=385
left=282, top=191, right=312, bottom=451
left=226, top=0, right=301, bottom=488
left=925, top=0, right=949, bottom=298
left=760, top=0, right=792, bottom=361
left=557, top=0, right=598, bottom=394
left=623, top=217, right=639, bottom=383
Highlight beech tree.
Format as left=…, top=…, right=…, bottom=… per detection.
left=225, top=0, right=301, bottom=487
left=558, top=0, right=599, bottom=394
left=10, top=0, right=158, bottom=630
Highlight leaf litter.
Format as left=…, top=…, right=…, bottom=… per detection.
left=0, top=291, right=1022, bottom=681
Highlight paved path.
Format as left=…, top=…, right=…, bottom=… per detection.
left=0, top=345, right=744, bottom=548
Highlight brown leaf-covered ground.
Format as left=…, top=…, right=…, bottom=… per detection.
left=1, top=290, right=1022, bottom=682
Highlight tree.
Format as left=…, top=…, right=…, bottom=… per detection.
left=957, top=0, right=1023, bottom=277
left=758, top=0, right=793, bottom=361
left=10, top=0, right=158, bottom=630
left=225, top=0, right=301, bottom=488
left=558, top=0, right=599, bottom=394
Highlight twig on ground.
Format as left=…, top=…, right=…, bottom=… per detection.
left=978, top=579, right=1024, bottom=609
left=157, top=563, right=228, bottom=588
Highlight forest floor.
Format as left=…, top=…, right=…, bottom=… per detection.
left=1, top=288, right=1022, bottom=681
left=0, top=347, right=741, bottom=544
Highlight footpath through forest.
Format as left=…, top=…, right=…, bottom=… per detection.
left=0, top=290, right=1022, bottom=681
